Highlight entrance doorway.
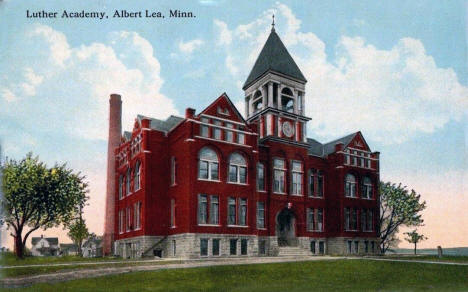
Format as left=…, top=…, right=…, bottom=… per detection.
left=276, top=208, right=297, bottom=246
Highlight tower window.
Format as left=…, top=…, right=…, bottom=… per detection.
left=281, top=88, right=294, bottom=113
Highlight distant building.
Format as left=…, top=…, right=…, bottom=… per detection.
left=59, top=243, right=79, bottom=256
left=31, top=235, right=59, bottom=256
left=82, top=236, right=103, bottom=257
left=106, top=24, right=380, bottom=259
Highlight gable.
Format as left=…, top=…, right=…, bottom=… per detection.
left=198, top=93, right=246, bottom=125
left=346, top=132, right=371, bottom=152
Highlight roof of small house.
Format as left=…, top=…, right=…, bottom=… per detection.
left=31, top=237, right=58, bottom=246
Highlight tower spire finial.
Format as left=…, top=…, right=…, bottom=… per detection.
left=271, top=14, right=275, bottom=31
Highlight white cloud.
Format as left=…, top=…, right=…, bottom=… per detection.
left=178, top=39, right=204, bottom=54
left=0, top=23, right=178, bottom=141
left=217, top=3, right=468, bottom=144
left=214, top=19, right=232, bottom=46
left=1, top=88, right=16, bottom=102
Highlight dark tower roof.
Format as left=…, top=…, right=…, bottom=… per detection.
left=243, top=30, right=307, bottom=90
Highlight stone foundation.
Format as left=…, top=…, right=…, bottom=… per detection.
left=114, top=234, right=380, bottom=258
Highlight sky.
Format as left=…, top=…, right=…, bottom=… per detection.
left=0, top=0, right=466, bottom=249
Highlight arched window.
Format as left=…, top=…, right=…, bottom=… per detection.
left=198, top=147, right=219, bottom=181
left=126, top=168, right=131, bottom=195
left=345, top=174, right=356, bottom=198
left=228, top=152, right=247, bottom=184
left=362, top=177, right=372, bottom=199
left=134, top=161, right=141, bottom=191
left=257, top=163, right=265, bottom=191
left=281, top=88, right=294, bottom=113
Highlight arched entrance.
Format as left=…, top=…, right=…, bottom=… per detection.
left=276, top=208, right=297, bottom=246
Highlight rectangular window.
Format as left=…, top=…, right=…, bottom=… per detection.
left=212, top=239, right=220, bottom=256
left=228, top=165, right=237, bottom=182
left=119, top=175, right=123, bottom=199
left=239, top=166, right=247, bottom=184
left=371, top=241, right=375, bottom=253
left=225, top=123, right=234, bottom=142
left=170, top=199, right=176, bottom=227
left=366, top=159, right=371, bottom=169
left=200, top=239, right=208, bottom=256
left=230, top=239, right=237, bottom=255
left=173, top=240, right=176, bottom=256
left=310, top=241, right=316, bottom=254
left=200, top=118, right=209, bottom=137
left=237, top=133, right=245, bottom=144
left=292, top=161, right=303, bottom=195
left=354, top=241, right=359, bottom=254
left=134, top=202, right=141, bottom=230
left=351, top=208, right=358, bottom=230
left=119, top=210, right=124, bottom=233
left=211, top=163, right=219, bottom=180
left=352, top=151, right=357, bottom=165
left=171, top=157, right=176, bottom=186
left=257, top=202, right=265, bottom=229
left=273, top=158, right=286, bottom=193
left=364, top=241, right=369, bottom=253
left=317, top=208, right=323, bottom=231
left=198, top=194, right=207, bottom=224
left=199, top=161, right=209, bottom=179
left=309, top=171, right=315, bottom=197
left=361, top=208, right=366, bottom=231
left=241, top=239, right=248, bottom=255
left=126, top=207, right=132, bottom=231
left=367, top=209, right=373, bottom=231
left=209, top=196, right=219, bottom=225
left=307, top=208, right=315, bottom=231
left=214, top=120, right=222, bottom=140
left=257, top=164, right=265, bottom=191
left=347, top=241, right=352, bottom=254
left=317, top=173, right=324, bottom=197
left=228, top=197, right=236, bottom=225
left=319, top=241, right=325, bottom=254
left=259, top=240, right=266, bottom=255
left=239, top=198, right=247, bottom=226
left=344, top=207, right=350, bottom=231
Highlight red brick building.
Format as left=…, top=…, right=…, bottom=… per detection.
left=104, top=27, right=380, bottom=258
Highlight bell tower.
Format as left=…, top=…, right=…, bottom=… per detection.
left=243, top=18, right=310, bottom=144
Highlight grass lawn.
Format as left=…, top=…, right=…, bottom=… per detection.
left=381, top=255, right=468, bottom=263
left=0, top=260, right=182, bottom=278
left=5, top=259, right=468, bottom=292
left=0, top=252, right=123, bottom=267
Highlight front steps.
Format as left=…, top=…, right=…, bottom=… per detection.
left=278, top=246, right=312, bottom=257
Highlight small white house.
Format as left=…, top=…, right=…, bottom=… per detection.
left=31, top=235, right=59, bottom=256
left=82, top=236, right=103, bottom=257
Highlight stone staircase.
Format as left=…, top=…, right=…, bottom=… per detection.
left=278, top=246, right=312, bottom=257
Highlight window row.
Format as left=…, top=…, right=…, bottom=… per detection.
left=200, top=238, right=249, bottom=256
left=347, top=240, right=377, bottom=254
left=200, top=117, right=246, bottom=145
left=345, top=174, right=373, bottom=199
left=344, top=149, right=372, bottom=169
left=344, top=208, right=374, bottom=232
left=118, top=202, right=142, bottom=233
left=197, top=195, right=268, bottom=229
left=118, top=161, right=141, bottom=199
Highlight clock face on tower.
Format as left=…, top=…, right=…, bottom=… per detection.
left=282, top=121, right=295, bottom=137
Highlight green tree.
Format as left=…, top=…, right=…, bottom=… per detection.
left=404, top=229, right=427, bottom=255
left=1, top=153, right=88, bottom=258
left=379, top=182, right=426, bottom=254
left=66, top=210, right=89, bottom=257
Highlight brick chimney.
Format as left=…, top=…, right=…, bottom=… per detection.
left=185, top=108, right=196, bottom=119
left=103, top=93, right=122, bottom=256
